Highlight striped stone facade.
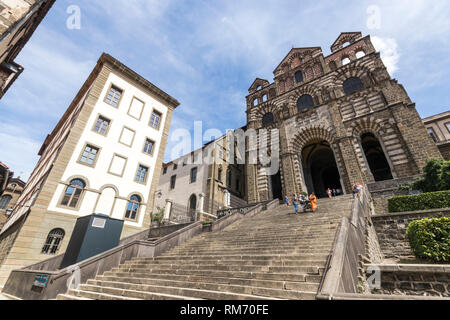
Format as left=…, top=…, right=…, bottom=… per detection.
left=245, top=32, right=442, bottom=203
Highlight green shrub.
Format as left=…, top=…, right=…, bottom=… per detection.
left=406, top=217, right=450, bottom=262
left=151, top=206, right=165, bottom=223
left=388, top=190, right=450, bottom=213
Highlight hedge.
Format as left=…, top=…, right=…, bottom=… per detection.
left=406, top=217, right=450, bottom=262
left=388, top=190, right=450, bottom=213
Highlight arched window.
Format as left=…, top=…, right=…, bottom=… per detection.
left=342, top=57, right=351, bottom=65
left=356, top=51, right=365, bottom=59
left=60, top=179, right=85, bottom=208
left=328, top=61, right=337, bottom=71
left=253, top=98, right=258, bottom=106
left=297, top=94, right=314, bottom=112
left=0, top=195, right=12, bottom=209
left=343, top=77, right=364, bottom=95
left=227, top=170, right=232, bottom=187
left=294, top=71, right=303, bottom=83
left=41, top=228, right=65, bottom=255
left=125, top=195, right=141, bottom=220
left=262, top=112, right=274, bottom=126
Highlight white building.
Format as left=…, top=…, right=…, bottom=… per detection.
left=0, top=53, right=179, bottom=285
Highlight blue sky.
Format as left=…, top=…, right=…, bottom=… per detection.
left=0, top=0, right=449, bottom=180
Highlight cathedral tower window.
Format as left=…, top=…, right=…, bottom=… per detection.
left=343, top=77, right=364, bottom=95
left=262, top=112, right=274, bottom=126
left=294, top=71, right=303, bottom=83
left=297, top=94, right=314, bottom=112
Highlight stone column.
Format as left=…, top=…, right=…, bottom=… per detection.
left=163, top=199, right=172, bottom=221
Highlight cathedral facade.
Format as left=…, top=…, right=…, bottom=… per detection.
left=245, top=32, right=442, bottom=201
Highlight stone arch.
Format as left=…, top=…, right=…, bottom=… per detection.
left=290, top=125, right=347, bottom=196
left=251, top=102, right=280, bottom=126
left=98, top=184, right=120, bottom=195
left=64, top=175, right=91, bottom=189
left=346, top=116, right=399, bottom=181
left=346, top=116, right=387, bottom=138
left=333, top=63, right=372, bottom=87
left=95, top=186, right=118, bottom=216
left=288, top=84, right=322, bottom=111
left=291, top=125, right=337, bottom=154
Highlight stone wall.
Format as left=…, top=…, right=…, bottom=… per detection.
left=368, top=176, right=420, bottom=214
left=368, top=265, right=449, bottom=297
left=372, top=208, right=450, bottom=260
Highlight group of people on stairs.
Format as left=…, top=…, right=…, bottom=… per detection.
left=284, top=193, right=317, bottom=214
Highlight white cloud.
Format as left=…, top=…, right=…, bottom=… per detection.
left=371, top=36, right=400, bottom=75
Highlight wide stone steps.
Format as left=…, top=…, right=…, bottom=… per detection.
left=103, top=269, right=323, bottom=283
left=112, top=264, right=324, bottom=275
left=122, top=258, right=326, bottom=267
left=170, top=241, right=334, bottom=251
left=63, top=287, right=199, bottom=300
left=58, top=196, right=354, bottom=300
left=87, top=278, right=317, bottom=300
left=166, top=246, right=329, bottom=257
left=134, top=253, right=329, bottom=262
left=96, top=274, right=320, bottom=292
left=79, top=281, right=284, bottom=300
left=189, top=231, right=337, bottom=242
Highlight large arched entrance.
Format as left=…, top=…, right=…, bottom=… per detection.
left=301, top=140, right=342, bottom=198
left=360, top=133, right=393, bottom=181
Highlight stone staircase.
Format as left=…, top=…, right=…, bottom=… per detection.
left=57, top=195, right=354, bottom=300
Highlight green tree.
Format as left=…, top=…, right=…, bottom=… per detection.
left=406, top=158, right=450, bottom=193
left=439, top=160, right=450, bottom=191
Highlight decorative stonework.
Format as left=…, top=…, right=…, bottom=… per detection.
left=245, top=32, right=442, bottom=203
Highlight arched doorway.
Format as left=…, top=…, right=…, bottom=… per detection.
left=188, top=194, right=197, bottom=221
left=301, top=140, right=342, bottom=198
left=361, top=133, right=393, bottom=181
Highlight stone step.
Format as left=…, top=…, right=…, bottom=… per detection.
left=123, top=258, right=326, bottom=267
left=167, top=246, right=332, bottom=255
left=138, top=253, right=330, bottom=262
left=186, top=234, right=337, bottom=243
left=86, top=280, right=315, bottom=300
left=56, top=294, right=92, bottom=300
left=96, top=275, right=321, bottom=292
left=103, top=270, right=323, bottom=283
left=176, top=240, right=335, bottom=249
left=172, top=244, right=334, bottom=253
left=113, top=264, right=324, bottom=274
left=79, top=282, right=281, bottom=300
left=68, top=286, right=197, bottom=300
